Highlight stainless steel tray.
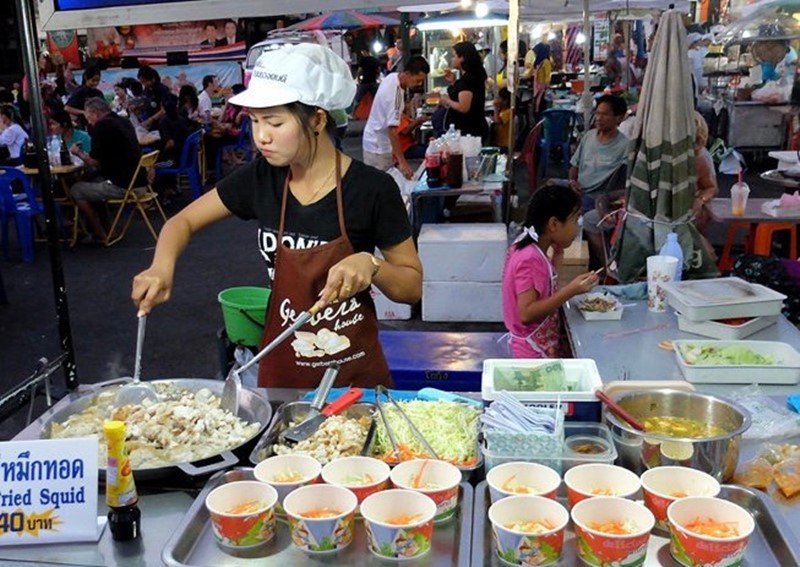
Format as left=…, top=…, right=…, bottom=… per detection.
left=471, top=481, right=800, bottom=566
left=249, top=401, right=377, bottom=465
left=162, top=468, right=473, bottom=566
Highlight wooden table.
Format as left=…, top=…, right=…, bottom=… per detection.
left=710, top=197, right=799, bottom=269
left=18, top=163, right=84, bottom=246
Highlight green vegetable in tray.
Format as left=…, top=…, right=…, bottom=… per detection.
left=680, top=344, right=775, bottom=366
left=493, top=361, right=572, bottom=392
left=372, top=401, right=480, bottom=466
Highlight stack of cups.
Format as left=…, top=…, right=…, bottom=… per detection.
left=646, top=255, right=679, bottom=312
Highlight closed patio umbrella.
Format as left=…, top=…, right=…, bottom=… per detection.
left=613, top=9, right=719, bottom=282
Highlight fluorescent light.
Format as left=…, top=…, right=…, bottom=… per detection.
left=416, top=15, right=509, bottom=31
left=372, top=39, right=383, bottom=53
left=576, top=32, right=586, bottom=45
left=474, top=1, right=489, bottom=18
left=460, top=0, right=472, bottom=7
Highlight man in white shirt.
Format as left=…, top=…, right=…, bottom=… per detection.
left=362, top=56, right=429, bottom=179
left=198, top=74, right=219, bottom=120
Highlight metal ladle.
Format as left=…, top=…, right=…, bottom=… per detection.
left=114, top=313, right=160, bottom=407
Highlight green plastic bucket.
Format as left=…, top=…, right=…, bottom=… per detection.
left=218, top=286, right=271, bottom=346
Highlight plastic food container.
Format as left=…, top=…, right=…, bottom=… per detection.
left=481, top=422, right=617, bottom=474
left=482, top=359, right=603, bottom=422
left=676, top=314, right=778, bottom=340
left=573, top=292, right=624, bottom=321
left=673, top=340, right=800, bottom=385
left=663, top=277, right=786, bottom=321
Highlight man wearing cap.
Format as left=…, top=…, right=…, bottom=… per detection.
left=133, top=44, right=422, bottom=390
left=362, top=56, right=430, bottom=179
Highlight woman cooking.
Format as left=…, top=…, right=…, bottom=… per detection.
left=132, top=43, right=422, bottom=389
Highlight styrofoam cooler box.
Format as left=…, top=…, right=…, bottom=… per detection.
left=422, top=281, right=503, bottom=322
left=418, top=223, right=508, bottom=282
left=370, top=286, right=412, bottom=320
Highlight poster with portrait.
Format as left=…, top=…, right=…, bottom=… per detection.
left=593, top=19, right=610, bottom=63
left=46, top=31, right=81, bottom=67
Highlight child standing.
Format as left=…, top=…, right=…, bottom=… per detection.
left=502, top=186, right=599, bottom=358
left=493, top=88, right=512, bottom=150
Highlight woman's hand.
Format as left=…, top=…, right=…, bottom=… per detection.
left=443, top=68, right=456, bottom=85
left=132, top=266, right=174, bottom=315
left=317, top=252, right=376, bottom=307
left=439, top=94, right=451, bottom=108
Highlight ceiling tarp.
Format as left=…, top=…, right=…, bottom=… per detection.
left=39, top=0, right=435, bottom=31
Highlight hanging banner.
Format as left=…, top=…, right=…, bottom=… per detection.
left=87, top=19, right=247, bottom=66
left=96, top=61, right=243, bottom=99
left=593, top=19, right=610, bottom=63
left=0, top=438, right=99, bottom=545
left=47, top=30, right=81, bottom=67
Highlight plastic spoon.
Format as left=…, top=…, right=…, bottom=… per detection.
left=114, top=313, right=160, bottom=407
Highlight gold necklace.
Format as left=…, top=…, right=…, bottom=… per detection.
left=297, top=164, right=336, bottom=205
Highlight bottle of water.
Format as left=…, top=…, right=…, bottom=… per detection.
left=659, top=231, right=684, bottom=281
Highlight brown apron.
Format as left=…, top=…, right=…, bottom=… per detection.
left=257, top=155, right=392, bottom=388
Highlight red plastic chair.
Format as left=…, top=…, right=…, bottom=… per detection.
left=517, top=120, right=545, bottom=196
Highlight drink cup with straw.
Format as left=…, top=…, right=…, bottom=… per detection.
left=730, top=163, right=749, bottom=216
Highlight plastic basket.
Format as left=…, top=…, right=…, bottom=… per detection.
left=217, top=287, right=270, bottom=346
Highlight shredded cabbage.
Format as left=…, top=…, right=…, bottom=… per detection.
left=681, top=344, right=775, bottom=366
left=372, top=401, right=480, bottom=466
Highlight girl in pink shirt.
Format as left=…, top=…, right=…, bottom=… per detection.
left=502, top=186, right=599, bottom=358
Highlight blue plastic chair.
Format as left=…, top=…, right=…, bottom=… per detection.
left=154, top=129, right=203, bottom=200
left=0, top=168, right=46, bottom=263
left=538, top=109, right=576, bottom=179
left=215, top=118, right=253, bottom=181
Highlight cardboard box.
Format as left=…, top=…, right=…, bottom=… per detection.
left=370, top=286, right=412, bottom=320
left=422, top=280, right=503, bottom=322
left=418, top=223, right=508, bottom=282
left=556, top=240, right=589, bottom=288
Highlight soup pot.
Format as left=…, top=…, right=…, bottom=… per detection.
left=603, top=389, right=750, bottom=482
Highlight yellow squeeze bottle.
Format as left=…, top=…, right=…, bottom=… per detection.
left=104, top=420, right=141, bottom=541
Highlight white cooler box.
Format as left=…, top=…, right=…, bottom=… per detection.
left=370, top=286, right=412, bottom=321
left=422, top=281, right=502, bottom=322
left=418, top=222, right=508, bottom=282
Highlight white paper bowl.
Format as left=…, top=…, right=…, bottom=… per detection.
left=360, top=489, right=437, bottom=560
left=254, top=454, right=321, bottom=512
left=571, top=496, right=655, bottom=566
left=563, top=463, right=641, bottom=508
left=282, top=484, right=357, bottom=554
left=488, top=495, right=569, bottom=566
left=390, top=459, right=461, bottom=522
left=205, top=480, right=278, bottom=549
left=486, top=461, right=562, bottom=503
left=640, top=466, right=720, bottom=532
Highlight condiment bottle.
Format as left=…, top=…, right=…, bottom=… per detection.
left=103, top=420, right=141, bottom=541
left=59, top=137, right=72, bottom=166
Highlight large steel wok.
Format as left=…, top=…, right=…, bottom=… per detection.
left=36, top=378, right=272, bottom=480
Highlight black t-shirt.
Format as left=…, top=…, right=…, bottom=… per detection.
left=142, top=82, right=170, bottom=120
left=217, top=157, right=412, bottom=283
left=90, top=113, right=143, bottom=188
left=157, top=115, right=190, bottom=163
left=66, top=86, right=104, bottom=110
left=446, top=72, right=488, bottom=140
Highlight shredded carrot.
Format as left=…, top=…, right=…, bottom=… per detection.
left=684, top=517, right=740, bottom=538
left=670, top=491, right=689, bottom=498
left=379, top=444, right=477, bottom=467
left=588, top=520, right=636, bottom=535
left=501, top=474, right=540, bottom=494
left=386, top=513, right=424, bottom=525
left=227, top=500, right=267, bottom=515
left=590, top=487, right=616, bottom=496
left=504, top=519, right=555, bottom=533
left=300, top=508, right=341, bottom=519
left=412, top=461, right=429, bottom=489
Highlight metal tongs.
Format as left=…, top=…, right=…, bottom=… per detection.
left=375, top=385, right=439, bottom=461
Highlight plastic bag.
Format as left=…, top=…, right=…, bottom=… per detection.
left=232, top=346, right=259, bottom=388
left=728, top=385, right=800, bottom=440
left=386, top=166, right=418, bottom=198
left=718, top=148, right=746, bottom=175
left=751, top=80, right=792, bottom=104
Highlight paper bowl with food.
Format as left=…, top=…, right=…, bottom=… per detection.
left=571, top=496, right=655, bottom=567
left=254, top=454, right=321, bottom=513
left=641, top=466, right=720, bottom=533
left=321, top=455, right=391, bottom=505
left=488, top=494, right=569, bottom=566
left=390, top=459, right=461, bottom=522
left=563, top=463, right=641, bottom=508
left=667, top=496, right=755, bottom=567
left=282, top=484, right=357, bottom=554
left=486, top=461, right=561, bottom=503
left=205, top=480, right=278, bottom=549
left=574, top=292, right=624, bottom=321
left=360, top=488, right=437, bottom=560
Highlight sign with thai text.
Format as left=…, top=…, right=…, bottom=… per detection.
left=0, top=438, right=99, bottom=545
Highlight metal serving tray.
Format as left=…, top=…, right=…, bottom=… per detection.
left=162, top=468, right=473, bottom=567
left=249, top=401, right=376, bottom=465
left=471, top=481, right=800, bottom=566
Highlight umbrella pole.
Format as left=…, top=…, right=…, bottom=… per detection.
left=15, top=0, right=79, bottom=390
left=582, top=0, right=592, bottom=126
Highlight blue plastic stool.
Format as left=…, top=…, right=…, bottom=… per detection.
left=154, top=129, right=204, bottom=200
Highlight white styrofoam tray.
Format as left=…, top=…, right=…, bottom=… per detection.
left=761, top=199, right=800, bottom=218
left=572, top=292, right=624, bottom=321
left=677, top=314, right=778, bottom=340
left=663, top=277, right=786, bottom=321
left=481, top=358, right=603, bottom=402
left=673, top=340, right=800, bottom=384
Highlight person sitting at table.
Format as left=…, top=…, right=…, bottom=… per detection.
left=64, top=66, right=103, bottom=129
left=178, top=84, right=201, bottom=126
left=69, top=97, right=145, bottom=243
left=50, top=109, right=91, bottom=155
left=0, top=104, right=29, bottom=165
left=197, top=74, right=219, bottom=123
left=502, top=184, right=599, bottom=358
left=493, top=88, right=513, bottom=151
